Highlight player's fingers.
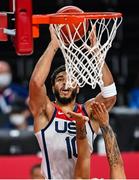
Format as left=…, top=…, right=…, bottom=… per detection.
left=91, top=101, right=97, bottom=109
left=96, top=102, right=104, bottom=113
left=92, top=108, right=98, bottom=119
left=91, top=102, right=99, bottom=114
left=67, top=111, right=82, bottom=120
left=92, top=102, right=101, bottom=116
left=67, top=111, right=89, bottom=122
left=49, top=24, right=53, bottom=31
left=101, top=103, right=107, bottom=112
left=89, top=31, right=94, bottom=40
left=91, top=102, right=97, bottom=112
left=92, top=102, right=100, bottom=112
left=90, top=26, right=96, bottom=41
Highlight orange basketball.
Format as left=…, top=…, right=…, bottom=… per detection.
left=57, top=6, right=89, bottom=43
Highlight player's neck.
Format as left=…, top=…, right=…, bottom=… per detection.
left=56, top=100, right=76, bottom=112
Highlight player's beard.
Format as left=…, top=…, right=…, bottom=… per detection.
left=54, top=87, right=78, bottom=105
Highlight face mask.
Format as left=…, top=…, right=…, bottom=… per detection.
left=10, top=114, right=25, bottom=126
left=0, top=73, right=12, bottom=87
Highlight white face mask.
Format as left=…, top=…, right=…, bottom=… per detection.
left=0, top=73, right=12, bottom=87
left=10, top=114, right=25, bottom=126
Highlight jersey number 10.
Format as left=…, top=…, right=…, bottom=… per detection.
left=65, top=136, right=78, bottom=159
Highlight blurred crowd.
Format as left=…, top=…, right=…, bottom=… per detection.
left=0, top=60, right=33, bottom=130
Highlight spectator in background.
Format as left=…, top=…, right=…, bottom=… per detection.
left=0, top=60, right=31, bottom=128
left=9, top=97, right=33, bottom=130
left=30, top=164, right=44, bottom=179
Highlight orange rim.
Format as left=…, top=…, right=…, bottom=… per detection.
left=32, top=12, right=122, bottom=25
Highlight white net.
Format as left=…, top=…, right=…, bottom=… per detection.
left=53, top=15, right=122, bottom=89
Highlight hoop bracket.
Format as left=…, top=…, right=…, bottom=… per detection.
left=0, top=12, right=8, bottom=41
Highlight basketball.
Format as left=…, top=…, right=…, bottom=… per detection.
left=57, top=6, right=89, bottom=43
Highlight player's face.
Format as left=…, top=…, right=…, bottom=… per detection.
left=53, top=71, right=79, bottom=105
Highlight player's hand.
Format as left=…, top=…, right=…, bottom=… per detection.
left=89, top=25, right=97, bottom=48
left=49, top=25, right=59, bottom=49
left=67, top=111, right=89, bottom=127
left=91, top=102, right=109, bottom=128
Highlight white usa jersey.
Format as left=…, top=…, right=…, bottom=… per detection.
left=35, top=103, right=95, bottom=179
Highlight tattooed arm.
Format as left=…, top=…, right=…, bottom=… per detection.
left=101, top=125, right=126, bottom=179
left=92, top=102, right=126, bottom=179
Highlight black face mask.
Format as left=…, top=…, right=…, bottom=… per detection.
left=54, top=87, right=78, bottom=105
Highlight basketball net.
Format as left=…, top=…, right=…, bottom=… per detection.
left=53, top=16, right=122, bottom=89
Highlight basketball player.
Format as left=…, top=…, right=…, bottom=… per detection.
left=68, top=102, right=126, bottom=179
left=29, top=25, right=117, bottom=179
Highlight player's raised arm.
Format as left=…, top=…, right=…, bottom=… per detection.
left=29, top=25, right=59, bottom=121
left=85, top=62, right=117, bottom=117
left=95, top=63, right=117, bottom=111
left=85, top=28, right=117, bottom=115
left=92, top=102, right=126, bottom=179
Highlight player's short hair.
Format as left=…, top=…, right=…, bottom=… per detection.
left=51, top=65, right=65, bottom=86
